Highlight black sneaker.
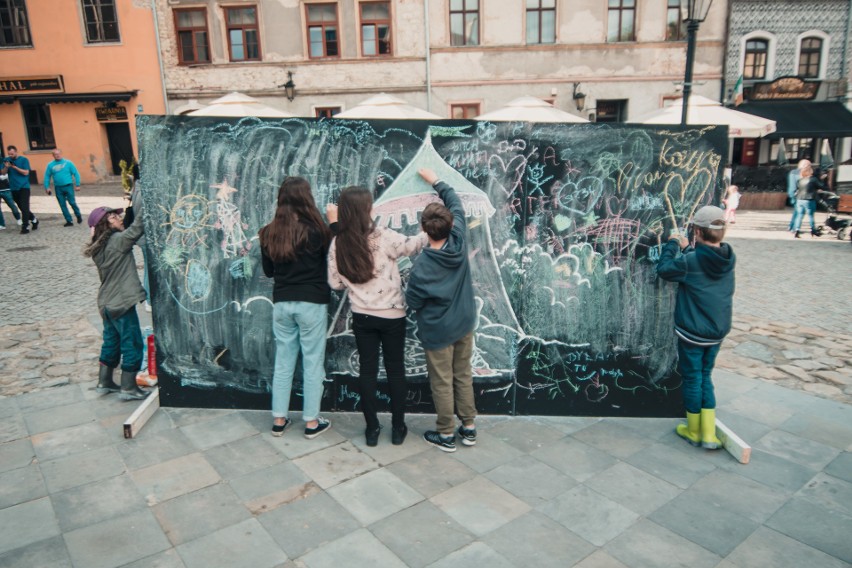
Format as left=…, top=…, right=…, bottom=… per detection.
left=392, top=424, right=408, bottom=445
left=20, top=228, right=29, bottom=234
left=31, top=218, right=38, bottom=230
left=271, top=417, right=291, bottom=437
left=424, top=430, right=456, bottom=452
left=76, top=214, right=83, bottom=224
left=457, top=425, right=477, bottom=446
left=304, top=417, right=331, bottom=439
left=365, top=425, right=381, bottom=447
left=63, top=221, right=74, bottom=227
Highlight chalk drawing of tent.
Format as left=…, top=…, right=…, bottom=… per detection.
left=326, top=131, right=523, bottom=380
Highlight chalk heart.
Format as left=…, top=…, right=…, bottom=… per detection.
left=488, top=154, right=528, bottom=198
left=557, top=176, right=603, bottom=217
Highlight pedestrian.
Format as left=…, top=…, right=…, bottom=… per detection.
left=787, top=159, right=810, bottom=232
left=0, top=171, right=22, bottom=230
left=1, top=145, right=38, bottom=234
left=84, top=205, right=149, bottom=401
left=43, top=149, right=83, bottom=227
left=722, top=184, right=740, bottom=223
left=327, top=186, right=427, bottom=446
left=656, top=205, right=736, bottom=450
left=259, top=177, right=332, bottom=439
left=791, top=163, right=830, bottom=238
left=405, top=168, right=478, bottom=453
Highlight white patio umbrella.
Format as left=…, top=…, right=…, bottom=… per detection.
left=335, top=93, right=440, bottom=119
left=628, top=95, right=776, bottom=138
left=188, top=92, right=293, bottom=118
left=475, top=96, right=589, bottom=123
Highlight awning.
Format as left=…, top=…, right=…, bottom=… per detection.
left=0, top=91, right=137, bottom=105
left=737, top=101, right=852, bottom=138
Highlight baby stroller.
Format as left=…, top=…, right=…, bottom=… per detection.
left=816, top=192, right=852, bottom=240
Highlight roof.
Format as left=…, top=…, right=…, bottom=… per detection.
left=0, top=91, right=137, bottom=105
left=737, top=101, right=852, bottom=138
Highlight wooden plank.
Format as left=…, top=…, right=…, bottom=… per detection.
left=836, top=194, right=852, bottom=214
left=123, top=388, right=160, bottom=439
left=716, top=419, right=751, bottom=464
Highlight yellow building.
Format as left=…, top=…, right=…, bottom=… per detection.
left=0, top=0, right=165, bottom=184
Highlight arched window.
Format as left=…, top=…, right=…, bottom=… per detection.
left=744, top=39, right=768, bottom=79
left=798, top=36, right=823, bottom=78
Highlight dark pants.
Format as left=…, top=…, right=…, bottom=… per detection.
left=352, top=313, right=407, bottom=429
left=677, top=340, right=721, bottom=414
left=99, top=306, right=144, bottom=372
left=12, top=188, right=35, bottom=229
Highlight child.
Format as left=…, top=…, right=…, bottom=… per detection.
left=260, top=177, right=332, bottom=439
left=656, top=205, right=736, bottom=449
left=84, top=205, right=149, bottom=401
left=405, top=169, right=478, bottom=453
left=327, top=187, right=426, bottom=446
left=722, top=185, right=740, bottom=223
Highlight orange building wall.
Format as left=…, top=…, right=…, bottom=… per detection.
left=0, top=0, right=165, bottom=183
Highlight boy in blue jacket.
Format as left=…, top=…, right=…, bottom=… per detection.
left=657, top=205, right=736, bottom=450
left=406, top=168, right=477, bottom=453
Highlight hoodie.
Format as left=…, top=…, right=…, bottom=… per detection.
left=405, top=181, right=476, bottom=350
left=656, top=239, right=736, bottom=345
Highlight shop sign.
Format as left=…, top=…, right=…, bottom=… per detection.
left=751, top=77, right=819, bottom=101
left=96, top=106, right=128, bottom=121
left=0, top=76, right=64, bottom=93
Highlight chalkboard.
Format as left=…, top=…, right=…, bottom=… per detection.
left=137, top=116, right=727, bottom=417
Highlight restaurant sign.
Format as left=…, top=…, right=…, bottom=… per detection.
left=0, top=76, right=64, bottom=94
left=96, top=106, right=128, bottom=122
left=751, top=77, right=819, bottom=101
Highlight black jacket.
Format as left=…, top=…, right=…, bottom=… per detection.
left=261, top=224, right=330, bottom=304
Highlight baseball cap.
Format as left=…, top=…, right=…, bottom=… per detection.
left=88, top=206, right=124, bottom=228
left=692, top=205, right=726, bottom=229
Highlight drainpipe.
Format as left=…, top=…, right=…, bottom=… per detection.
left=423, top=1, right=432, bottom=112
left=151, top=1, right=170, bottom=114
left=720, top=0, right=733, bottom=104
left=842, top=0, right=852, bottom=103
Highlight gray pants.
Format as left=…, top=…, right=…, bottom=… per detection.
left=425, top=332, right=477, bottom=435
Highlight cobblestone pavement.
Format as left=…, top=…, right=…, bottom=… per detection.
left=1, top=203, right=850, bottom=404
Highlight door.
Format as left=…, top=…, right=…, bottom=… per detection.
left=105, top=122, right=134, bottom=175
left=740, top=138, right=758, bottom=167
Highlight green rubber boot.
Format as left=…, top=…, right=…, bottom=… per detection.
left=700, top=408, right=722, bottom=450
left=676, top=412, right=701, bottom=447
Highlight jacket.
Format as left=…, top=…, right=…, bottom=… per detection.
left=44, top=159, right=81, bottom=189
left=795, top=176, right=828, bottom=201
left=93, top=220, right=146, bottom=319
left=261, top=224, right=330, bottom=304
left=405, top=181, right=476, bottom=350
left=656, top=239, right=736, bottom=345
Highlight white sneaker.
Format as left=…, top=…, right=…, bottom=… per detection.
left=16, top=219, right=22, bottom=226
left=0, top=226, right=6, bottom=230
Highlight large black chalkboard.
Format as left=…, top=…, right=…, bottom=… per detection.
left=137, top=116, right=727, bottom=417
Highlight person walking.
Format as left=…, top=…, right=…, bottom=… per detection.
left=84, top=205, right=149, bottom=401
left=259, top=177, right=332, bottom=439
left=787, top=159, right=810, bottom=232
left=327, top=186, right=427, bottom=446
left=791, top=163, right=829, bottom=238
left=2, top=145, right=38, bottom=234
left=43, top=149, right=83, bottom=227
left=0, top=171, right=22, bottom=230
left=722, top=185, right=740, bottom=224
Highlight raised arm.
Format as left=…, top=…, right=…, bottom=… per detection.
left=656, top=235, right=690, bottom=283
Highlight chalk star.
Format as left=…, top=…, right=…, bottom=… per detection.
left=211, top=180, right=239, bottom=201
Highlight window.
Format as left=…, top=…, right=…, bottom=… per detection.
left=360, top=2, right=391, bottom=56
left=665, top=0, right=684, bottom=41
left=798, top=37, right=822, bottom=78
left=82, top=0, right=120, bottom=43
left=450, top=103, right=480, bottom=119
left=595, top=100, right=627, bottom=123
left=0, top=0, right=31, bottom=47
left=607, top=0, right=635, bottom=42
left=22, top=102, right=55, bottom=150
left=315, top=107, right=341, bottom=118
left=526, top=0, right=555, bottom=45
left=744, top=39, right=768, bottom=79
left=174, top=9, right=210, bottom=64
left=783, top=138, right=814, bottom=162
left=450, top=0, right=479, bottom=46
left=226, top=6, right=260, bottom=61
left=307, top=3, right=339, bottom=58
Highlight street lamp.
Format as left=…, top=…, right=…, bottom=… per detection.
left=572, top=83, right=586, bottom=111
left=680, top=0, right=714, bottom=126
left=278, top=71, right=296, bottom=102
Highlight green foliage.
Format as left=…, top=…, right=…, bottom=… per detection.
left=119, top=158, right=136, bottom=196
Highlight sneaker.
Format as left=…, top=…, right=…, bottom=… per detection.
left=76, top=214, right=83, bottom=224
left=365, top=425, right=381, bottom=447
left=31, top=218, right=38, bottom=230
left=20, top=228, right=29, bottom=234
left=391, top=424, right=408, bottom=445
left=457, top=425, right=477, bottom=446
left=63, top=221, right=74, bottom=227
left=16, top=218, right=22, bottom=226
left=424, top=430, right=456, bottom=452
left=271, top=417, right=291, bottom=437
left=0, top=226, right=5, bottom=230
left=304, top=417, right=331, bottom=439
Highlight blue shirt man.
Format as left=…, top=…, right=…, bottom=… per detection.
left=2, top=145, right=38, bottom=233
left=44, top=149, right=83, bottom=225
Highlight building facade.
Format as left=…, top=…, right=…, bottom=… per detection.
left=155, top=0, right=727, bottom=123
left=0, top=0, right=166, bottom=183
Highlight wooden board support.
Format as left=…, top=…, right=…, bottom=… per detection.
left=716, top=419, right=751, bottom=464
left=123, top=387, right=160, bottom=439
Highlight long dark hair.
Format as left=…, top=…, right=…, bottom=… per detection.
left=334, top=186, right=376, bottom=284
left=83, top=217, right=116, bottom=258
left=259, top=177, right=330, bottom=262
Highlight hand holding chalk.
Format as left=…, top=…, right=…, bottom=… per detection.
left=326, top=203, right=338, bottom=223
left=418, top=168, right=438, bottom=185
left=668, top=230, right=689, bottom=250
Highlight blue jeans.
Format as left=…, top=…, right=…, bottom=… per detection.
left=791, top=199, right=817, bottom=232
left=100, top=306, right=144, bottom=372
left=0, top=190, right=20, bottom=227
left=677, top=340, right=721, bottom=414
left=271, top=301, right=328, bottom=422
left=54, top=185, right=81, bottom=223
